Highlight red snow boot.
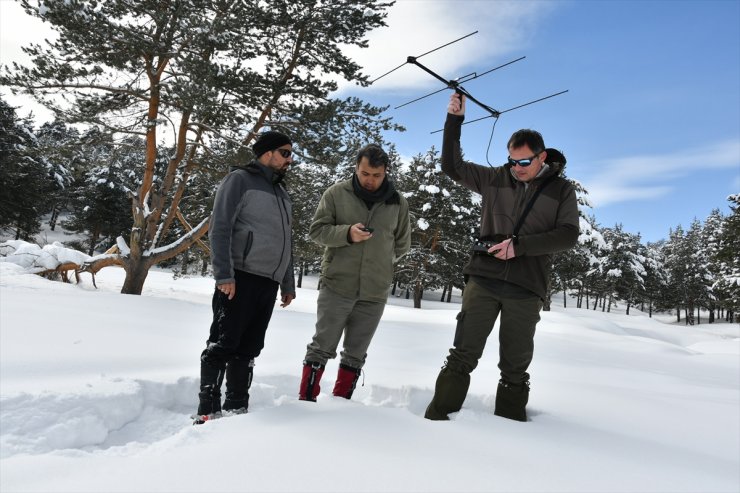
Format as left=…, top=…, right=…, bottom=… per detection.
left=332, top=364, right=362, bottom=399
left=298, top=361, right=325, bottom=402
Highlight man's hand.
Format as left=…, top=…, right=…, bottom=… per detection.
left=217, top=281, right=236, bottom=300
left=448, top=92, right=465, bottom=115
left=349, top=223, right=373, bottom=243
left=491, top=238, right=516, bottom=260
left=280, top=293, right=295, bottom=308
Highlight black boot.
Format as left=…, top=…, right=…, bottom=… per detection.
left=195, top=360, right=225, bottom=423
left=494, top=379, right=529, bottom=422
left=424, top=364, right=471, bottom=421
left=223, top=357, right=254, bottom=414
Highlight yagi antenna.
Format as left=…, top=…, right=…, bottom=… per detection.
left=370, top=31, right=479, bottom=85
left=371, top=32, right=568, bottom=131
left=395, top=56, right=526, bottom=110
left=429, top=90, right=570, bottom=134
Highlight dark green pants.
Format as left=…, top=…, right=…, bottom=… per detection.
left=425, top=277, right=542, bottom=419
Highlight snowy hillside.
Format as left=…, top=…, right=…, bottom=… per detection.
left=1, top=264, right=738, bottom=493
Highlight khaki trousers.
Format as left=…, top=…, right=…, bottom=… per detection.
left=304, top=286, right=386, bottom=368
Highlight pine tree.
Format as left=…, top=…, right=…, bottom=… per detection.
left=549, top=177, right=598, bottom=309
left=597, top=224, right=646, bottom=314
left=62, top=130, right=139, bottom=255
left=0, top=98, right=49, bottom=240
left=2, top=0, right=398, bottom=294
left=702, top=208, right=724, bottom=322
left=393, top=147, right=478, bottom=308
left=714, top=195, right=740, bottom=322
left=641, top=241, right=669, bottom=317
left=34, top=119, right=79, bottom=231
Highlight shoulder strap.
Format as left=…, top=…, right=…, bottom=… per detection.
left=512, top=175, right=556, bottom=243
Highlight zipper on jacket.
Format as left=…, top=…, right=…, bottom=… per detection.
left=272, top=184, right=289, bottom=281
left=242, top=231, right=254, bottom=264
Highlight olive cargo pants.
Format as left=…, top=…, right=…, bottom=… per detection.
left=425, top=277, right=542, bottom=420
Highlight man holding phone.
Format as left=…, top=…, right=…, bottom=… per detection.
left=298, top=144, right=411, bottom=402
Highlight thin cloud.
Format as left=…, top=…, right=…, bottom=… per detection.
left=339, top=0, right=556, bottom=94
left=584, top=139, right=740, bottom=207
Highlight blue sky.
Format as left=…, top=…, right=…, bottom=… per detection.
left=2, top=0, right=738, bottom=243
left=342, top=0, right=740, bottom=242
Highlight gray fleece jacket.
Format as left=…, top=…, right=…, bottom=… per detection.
left=209, top=161, right=295, bottom=295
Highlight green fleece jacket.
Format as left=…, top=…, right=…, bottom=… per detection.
left=309, top=178, right=411, bottom=303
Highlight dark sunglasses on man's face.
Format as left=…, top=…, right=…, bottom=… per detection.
left=275, top=148, right=292, bottom=158
left=507, top=152, right=540, bottom=167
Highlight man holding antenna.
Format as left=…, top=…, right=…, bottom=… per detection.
left=424, top=93, right=579, bottom=422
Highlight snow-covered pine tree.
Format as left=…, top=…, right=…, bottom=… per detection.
left=0, top=98, right=50, bottom=240
left=640, top=241, right=669, bottom=318
left=62, top=130, right=140, bottom=255
left=394, top=147, right=478, bottom=308
left=35, top=119, right=79, bottom=231
left=549, top=177, right=601, bottom=309
left=714, top=194, right=740, bottom=322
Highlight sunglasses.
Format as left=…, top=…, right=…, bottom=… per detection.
left=275, top=148, right=292, bottom=158
left=507, top=152, right=541, bottom=167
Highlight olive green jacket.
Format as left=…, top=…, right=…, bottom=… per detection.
left=442, top=113, right=580, bottom=299
left=309, top=178, right=411, bottom=303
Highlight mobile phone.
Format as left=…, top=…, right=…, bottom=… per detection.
left=360, top=227, right=374, bottom=233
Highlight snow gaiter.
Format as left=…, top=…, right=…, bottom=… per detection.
left=222, top=357, right=254, bottom=413
left=424, top=364, right=471, bottom=421
left=494, top=379, right=530, bottom=422
left=197, top=359, right=225, bottom=417
left=332, top=364, right=362, bottom=399
left=298, top=361, right=325, bottom=402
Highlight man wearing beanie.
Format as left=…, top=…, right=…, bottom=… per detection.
left=194, top=130, right=296, bottom=424
left=298, top=144, right=411, bottom=402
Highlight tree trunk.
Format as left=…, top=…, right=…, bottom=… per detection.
left=121, top=259, right=152, bottom=295
left=413, top=281, right=423, bottom=309
left=391, top=281, right=397, bottom=296
left=49, top=205, right=61, bottom=231
left=88, top=227, right=100, bottom=256
left=446, top=285, right=452, bottom=303
left=676, top=306, right=680, bottom=323
left=440, top=284, right=447, bottom=302
left=626, top=300, right=631, bottom=316
left=297, top=259, right=304, bottom=288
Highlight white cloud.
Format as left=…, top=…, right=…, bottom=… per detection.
left=339, top=0, right=555, bottom=94
left=0, top=0, right=557, bottom=123
left=583, top=139, right=740, bottom=207
left=0, top=0, right=57, bottom=121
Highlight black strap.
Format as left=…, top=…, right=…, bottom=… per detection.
left=512, top=175, right=556, bottom=243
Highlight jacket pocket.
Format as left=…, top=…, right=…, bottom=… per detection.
left=453, top=311, right=465, bottom=347
left=242, top=231, right=254, bottom=263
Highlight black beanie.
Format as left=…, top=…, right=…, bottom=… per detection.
left=252, top=130, right=292, bottom=157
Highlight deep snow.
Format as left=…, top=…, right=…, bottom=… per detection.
left=0, top=262, right=738, bottom=493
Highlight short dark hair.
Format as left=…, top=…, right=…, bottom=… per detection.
left=507, top=129, right=545, bottom=154
left=357, top=144, right=389, bottom=169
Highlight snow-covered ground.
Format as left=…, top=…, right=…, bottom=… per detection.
left=1, top=263, right=738, bottom=493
